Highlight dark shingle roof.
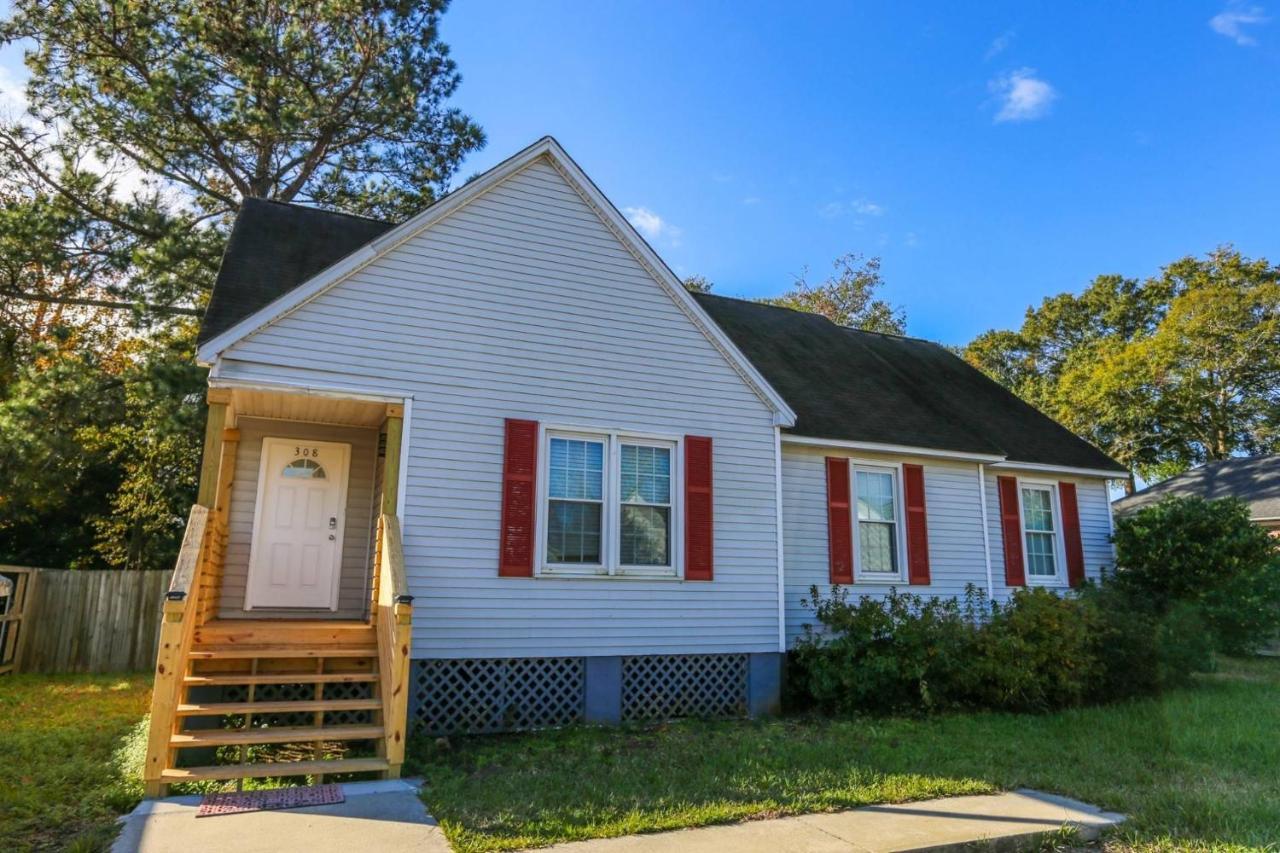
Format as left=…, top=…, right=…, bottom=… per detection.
left=1112, top=455, right=1280, bottom=519
left=198, top=201, right=1124, bottom=473
left=198, top=198, right=395, bottom=345
left=693, top=293, right=1126, bottom=472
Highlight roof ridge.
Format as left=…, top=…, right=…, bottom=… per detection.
left=696, top=291, right=942, bottom=346
left=242, top=196, right=397, bottom=226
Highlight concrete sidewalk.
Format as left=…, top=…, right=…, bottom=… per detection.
left=541, top=790, right=1126, bottom=853
left=112, top=779, right=450, bottom=853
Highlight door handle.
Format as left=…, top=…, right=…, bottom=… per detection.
left=328, top=517, right=337, bottom=529
left=328, top=534, right=336, bottom=541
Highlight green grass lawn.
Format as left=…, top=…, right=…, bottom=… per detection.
left=0, top=673, right=152, bottom=852
left=408, top=656, right=1280, bottom=853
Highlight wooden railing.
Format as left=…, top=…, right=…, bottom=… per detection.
left=142, top=504, right=213, bottom=797
left=373, top=513, right=414, bottom=777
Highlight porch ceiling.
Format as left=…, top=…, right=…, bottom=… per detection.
left=227, top=387, right=391, bottom=428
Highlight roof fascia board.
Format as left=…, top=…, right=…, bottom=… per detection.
left=989, top=460, right=1127, bottom=479
left=782, top=434, right=1005, bottom=463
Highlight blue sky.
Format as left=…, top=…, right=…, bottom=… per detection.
left=3, top=2, right=1278, bottom=345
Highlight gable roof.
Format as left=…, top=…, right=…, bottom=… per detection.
left=1112, top=455, right=1280, bottom=519
left=196, top=136, right=796, bottom=426
left=693, top=293, right=1126, bottom=473
left=199, top=199, right=394, bottom=346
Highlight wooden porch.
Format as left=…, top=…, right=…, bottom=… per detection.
left=142, top=387, right=414, bottom=797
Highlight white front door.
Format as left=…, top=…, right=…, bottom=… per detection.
left=246, top=438, right=351, bottom=610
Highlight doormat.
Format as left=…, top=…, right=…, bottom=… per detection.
left=196, top=783, right=345, bottom=817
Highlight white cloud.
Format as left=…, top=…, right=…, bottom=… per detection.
left=1209, top=3, right=1268, bottom=45
left=989, top=67, right=1057, bottom=123
left=0, top=65, right=30, bottom=119
left=819, top=201, right=845, bottom=219
left=820, top=198, right=885, bottom=219
left=741, top=195, right=761, bottom=206
left=623, top=205, right=681, bottom=245
left=985, top=30, right=1015, bottom=61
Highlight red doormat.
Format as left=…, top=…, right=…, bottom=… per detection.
left=196, top=783, right=345, bottom=817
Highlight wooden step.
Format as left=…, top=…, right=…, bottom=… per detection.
left=195, top=620, right=376, bottom=648
left=170, top=724, right=383, bottom=748
left=187, top=645, right=379, bottom=660
left=176, top=698, right=381, bottom=716
left=159, top=757, right=390, bottom=782
left=183, top=672, right=379, bottom=687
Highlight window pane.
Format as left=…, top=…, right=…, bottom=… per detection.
left=549, top=438, right=604, bottom=501
left=620, top=444, right=671, bottom=504
left=620, top=505, right=670, bottom=566
left=1025, top=531, right=1056, bottom=576
left=546, top=500, right=602, bottom=564
left=856, top=471, right=896, bottom=522
left=860, top=521, right=898, bottom=573
left=1022, top=488, right=1055, bottom=532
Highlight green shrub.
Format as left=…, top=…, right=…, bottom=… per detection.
left=791, top=578, right=1212, bottom=716
left=792, top=586, right=976, bottom=714
left=966, top=588, right=1100, bottom=712
left=1112, top=497, right=1280, bottom=654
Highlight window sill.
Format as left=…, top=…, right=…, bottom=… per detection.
left=537, top=566, right=681, bottom=581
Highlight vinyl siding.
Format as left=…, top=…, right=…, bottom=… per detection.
left=781, top=444, right=1115, bottom=645
left=218, top=156, right=780, bottom=657
left=218, top=417, right=378, bottom=620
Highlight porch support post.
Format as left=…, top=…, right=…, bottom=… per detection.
left=382, top=404, right=404, bottom=517
left=197, top=388, right=233, bottom=508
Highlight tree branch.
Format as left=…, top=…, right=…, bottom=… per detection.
left=1, top=287, right=201, bottom=316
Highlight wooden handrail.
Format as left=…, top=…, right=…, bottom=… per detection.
left=165, top=505, right=210, bottom=603
left=375, top=513, right=413, bottom=777
left=143, top=504, right=213, bottom=796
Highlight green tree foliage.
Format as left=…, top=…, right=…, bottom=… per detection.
left=762, top=253, right=906, bottom=334
left=1112, top=497, right=1280, bottom=655
left=965, top=247, right=1280, bottom=485
left=0, top=0, right=482, bottom=569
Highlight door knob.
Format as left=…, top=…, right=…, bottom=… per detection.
left=328, top=534, right=336, bottom=541
left=328, top=517, right=337, bottom=529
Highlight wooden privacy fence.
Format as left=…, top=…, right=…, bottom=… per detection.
left=7, top=568, right=173, bottom=674
left=0, top=567, right=36, bottom=674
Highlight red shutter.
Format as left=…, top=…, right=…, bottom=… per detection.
left=997, top=475, right=1026, bottom=587
left=1059, top=481, right=1086, bottom=588
left=498, top=419, right=538, bottom=577
left=902, top=463, right=931, bottom=585
left=825, top=457, right=853, bottom=584
left=684, top=435, right=714, bottom=581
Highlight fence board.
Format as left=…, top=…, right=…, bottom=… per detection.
left=13, top=568, right=173, bottom=674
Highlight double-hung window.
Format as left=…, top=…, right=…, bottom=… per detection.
left=542, top=430, right=679, bottom=577
left=1020, top=483, right=1061, bottom=582
left=854, top=465, right=904, bottom=579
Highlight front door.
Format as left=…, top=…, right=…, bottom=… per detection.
left=246, top=438, right=351, bottom=610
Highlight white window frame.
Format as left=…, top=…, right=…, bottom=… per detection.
left=1016, top=478, right=1068, bottom=586
left=850, top=461, right=908, bottom=584
left=535, top=425, right=683, bottom=579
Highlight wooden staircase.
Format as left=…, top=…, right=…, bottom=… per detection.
left=143, top=507, right=413, bottom=797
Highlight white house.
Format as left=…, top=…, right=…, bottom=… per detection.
left=141, top=137, right=1123, bottom=795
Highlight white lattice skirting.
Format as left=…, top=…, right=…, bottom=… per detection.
left=411, top=653, right=752, bottom=734
left=621, top=653, right=748, bottom=722
left=412, top=657, right=585, bottom=734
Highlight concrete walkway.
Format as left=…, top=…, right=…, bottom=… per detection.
left=112, top=779, right=450, bottom=853
left=541, top=790, right=1126, bottom=853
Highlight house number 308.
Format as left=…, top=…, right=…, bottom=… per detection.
left=295, top=446, right=320, bottom=458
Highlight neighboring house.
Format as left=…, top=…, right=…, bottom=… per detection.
left=1113, top=455, right=1280, bottom=533
left=142, top=137, right=1124, bottom=795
